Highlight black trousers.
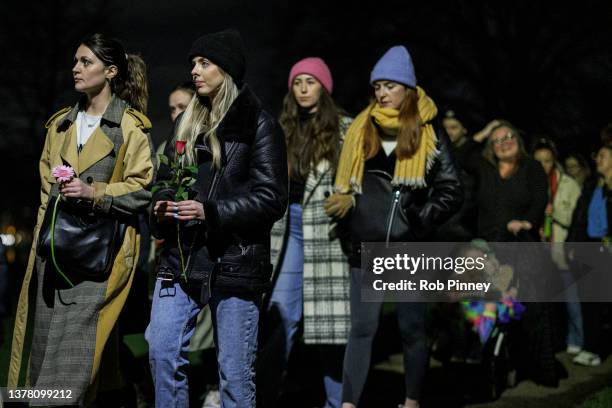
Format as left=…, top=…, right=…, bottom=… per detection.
left=342, top=267, right=428, bottom=404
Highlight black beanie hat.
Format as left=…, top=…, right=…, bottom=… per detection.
left=188, top=29, right=246, bottom=87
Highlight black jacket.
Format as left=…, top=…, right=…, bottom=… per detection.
left=348, top=125, right=463, bottom=266
left=477, top=156, right=548, bottom=242
left=152, top=85, right=288, bottom=299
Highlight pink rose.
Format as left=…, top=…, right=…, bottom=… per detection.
left=51, top=165, right=75, bottom=183
left=175, top=140, right=187, bottom=156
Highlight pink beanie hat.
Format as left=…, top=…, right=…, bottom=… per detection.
left=288, top=57, right=333, bottom=94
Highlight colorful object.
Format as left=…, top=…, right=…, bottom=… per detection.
left=462, top=297, right=525, bottom=343
left=51, top=165, right=75, bottom=183
left=370, top=45, right=416, bottom=88
left=175, top=140, right=187, bottom=156
left=288, top=57, right=334, bottom=94
left=587, top=186, right=608, bottom=239
left=543, top=213, right=553, bottom=241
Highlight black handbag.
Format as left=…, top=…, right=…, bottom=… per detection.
left=37, top=199, right=126, bottom=281
left=37, top=144, right=128, bottom=284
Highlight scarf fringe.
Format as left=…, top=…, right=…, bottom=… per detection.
left=334, top=86, right=439, bottom=194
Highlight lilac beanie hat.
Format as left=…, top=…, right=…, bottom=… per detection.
left=370, top=45, right=416, bottom=88
left=288, top=57, right=333, bottom=94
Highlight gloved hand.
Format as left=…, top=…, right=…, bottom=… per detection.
left=324, top=193, right=354, bottom=219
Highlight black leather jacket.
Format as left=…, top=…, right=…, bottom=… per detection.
left=152, top=85, right=288, bottom=299
left=348, top=125, right=463, bottom=266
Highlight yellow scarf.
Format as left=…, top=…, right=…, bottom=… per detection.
left=334, top=86, right=439, bottom=194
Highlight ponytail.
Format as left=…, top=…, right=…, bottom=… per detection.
left=117, top=54, right=148, bottom=113
left=81, top=33, right=149, bottom=113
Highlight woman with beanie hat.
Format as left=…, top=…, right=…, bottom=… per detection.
left=326, top=45, right=462, bottom=408
left=258, top=57, right=352, bottom=408
left=146, top=29, right=288, bottom=407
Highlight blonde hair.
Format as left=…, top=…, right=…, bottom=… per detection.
left=176, top=71, right=239, bottom=169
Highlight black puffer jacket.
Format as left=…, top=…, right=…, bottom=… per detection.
left=348, top=125, right=463, bottom=266
left=152, top=85, right=288, bottom=299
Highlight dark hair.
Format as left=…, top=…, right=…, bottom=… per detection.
left=482, top=120, right=528, bottom=168
left=564, top=152, right=592, bottom=179
left=280, top=87, right=342, bottom=180
left=364, top=86, right=421, bottom=160
left=600, top=123, right=612, bottom=146
left=531, top=136, right=559, bottom=160
left=171, top=81, right=196, bottom=96
left=81, top=33, right=149, bottom=113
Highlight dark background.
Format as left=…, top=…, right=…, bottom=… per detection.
left=1, top=0, right=612, bottom=251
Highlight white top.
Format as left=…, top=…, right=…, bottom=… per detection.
left=381, top=140, right=397, bottom=156
left=76, top=111, right=102, bottom=151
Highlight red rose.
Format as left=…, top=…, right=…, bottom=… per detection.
left=175, top=140, right=187, bottom=156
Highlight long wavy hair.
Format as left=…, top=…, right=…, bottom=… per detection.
left=176, top=71, right=239, bottom=169
left=280, top=88, right=342, bottom=180
left=364, top=87, right=421, bottom=160
left=82, top=33, right=149, bottom=113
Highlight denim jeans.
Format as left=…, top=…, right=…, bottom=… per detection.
left=561, top=272, right=584, bottom=347
left=268, top=204, right=342, bottom=407
left=146, top=279, right=260, bottom=408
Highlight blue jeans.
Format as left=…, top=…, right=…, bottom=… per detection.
left=146, top=280, right=260, bottom=408
left=561, top=272, right=584, bottom=347
left=269, top=204, right=342, bottom=408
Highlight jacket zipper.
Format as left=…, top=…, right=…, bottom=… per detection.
left=202, top=142, right=238, bottom=299
left=385, top=189, right=401, bottom=245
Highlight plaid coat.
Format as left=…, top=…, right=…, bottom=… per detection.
left=270, top=116, right=352, bottom=344
left=8, top=96, right=155, bottom=406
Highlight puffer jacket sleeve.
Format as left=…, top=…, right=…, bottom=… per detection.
left=203, top=112, right=288, bottom=232
left=418, top=126, right=464, bottom=230
left=92, top=120, right=156, bottom=216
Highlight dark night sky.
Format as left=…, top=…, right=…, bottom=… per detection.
left=1, top=0, right=612, bottom=230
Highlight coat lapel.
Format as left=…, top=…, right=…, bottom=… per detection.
left=59, top=124, right=80, bottom=172
left=78, top=127, right=115, bottom=174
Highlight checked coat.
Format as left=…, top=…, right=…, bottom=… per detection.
left=8, top=96, right=155, bottom=406
left=270, top=116, right=352, bottom=345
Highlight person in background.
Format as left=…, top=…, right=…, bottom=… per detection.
left=477, top=121, right=548, bottom=242
left=259, top=57, right=352, bottom=408
left=564, top=153, right=591, bottom=188
left=532, top=138, right=583, bottom=355
left=169, top=81, right=196, bottom=123
left=435, top=109, right=481, bottom=240
left=567, top=143, right=612, bottom=367
left=327, top=45, right=462, bottom=408
left=477, top=122, right=564, bottom=386
left=156, top=82, right=197, bottom=158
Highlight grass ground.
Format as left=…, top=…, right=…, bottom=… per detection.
left=577, top=387, right=612, bottom=408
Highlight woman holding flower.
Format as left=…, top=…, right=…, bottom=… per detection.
left=8, top=33, right=155, bottom=405
left=146, top=29, right=287, bottom=407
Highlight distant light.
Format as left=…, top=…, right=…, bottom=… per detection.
left=0, top=234, right=15, bottom=246
left=6, top=226, right=16, bottom=235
